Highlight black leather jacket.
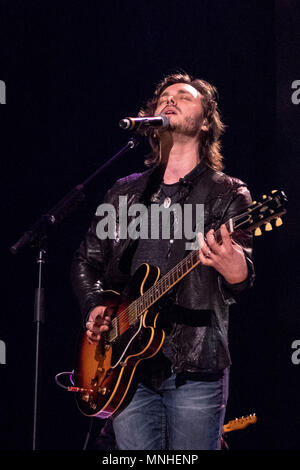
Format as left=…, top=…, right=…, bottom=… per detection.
left=71, top=161, right=255, bottom=375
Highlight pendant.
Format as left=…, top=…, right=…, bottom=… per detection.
left=163, top=197, right=171, bottom=208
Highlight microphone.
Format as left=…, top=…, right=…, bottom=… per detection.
left=119, top=114, right=169, bottom=131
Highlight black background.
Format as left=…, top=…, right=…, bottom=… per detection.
left=0, top=0, right=299, bottom=452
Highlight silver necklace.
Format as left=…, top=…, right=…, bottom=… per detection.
left=163, top=196, right=172, bottom=208
left=161, top=183, right=179, bottom=208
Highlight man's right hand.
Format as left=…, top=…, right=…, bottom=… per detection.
left=85, top=305, right=111, bottom=344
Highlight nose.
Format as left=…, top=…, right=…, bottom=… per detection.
left=166, top=95, right=176, bottom=105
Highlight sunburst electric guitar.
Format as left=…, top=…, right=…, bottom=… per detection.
left=72, top=189, right=287, bottom=418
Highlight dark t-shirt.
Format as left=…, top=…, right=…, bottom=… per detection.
left=130, top=181, right=181, bottom=388
left=130, top=181, right=181, bottom=276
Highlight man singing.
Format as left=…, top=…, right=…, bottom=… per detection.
left=71, top=72, right=255, bottom=450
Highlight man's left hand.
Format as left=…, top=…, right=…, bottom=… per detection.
left=197, top=224, right=248, bottom=285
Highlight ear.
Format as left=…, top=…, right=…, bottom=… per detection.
left=200, top=121, right=209, bottom=132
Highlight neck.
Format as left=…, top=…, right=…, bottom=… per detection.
left=159, top=132, right=200, bottom=184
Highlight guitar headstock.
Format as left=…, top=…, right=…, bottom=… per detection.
left=232, top=189, right=287, bottom=236
left=223, top=413, right=257, bottom=433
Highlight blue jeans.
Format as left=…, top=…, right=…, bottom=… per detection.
left=112, top=369, right=229, bottom=450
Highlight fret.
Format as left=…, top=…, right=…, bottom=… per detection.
left=191, top=252, right=196, bottom=263
left=128, top=302, right=137, bottom=326
left=173, top=267, right=179, bottom=283
left=149, top=290, right=154, bottom=305
left=154, top=284, right=160, bottom=301
left=137, top=297, right=144, bottom=315
left=169, top=269, right=174, bottom=286
left=109, top=317, right=119, bottom=342
left=177, top=266, right=182, bottom=279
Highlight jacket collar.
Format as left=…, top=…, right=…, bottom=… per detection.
left=177, top=160, right=210, bottom=188
left=138, top=160, right=211, bottom=205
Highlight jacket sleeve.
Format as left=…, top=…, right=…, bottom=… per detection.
left=218, top=183, right=255, bottom=303
left=70, top=189, right=113, bottom=321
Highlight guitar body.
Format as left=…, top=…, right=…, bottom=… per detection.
left=74, top=263, right=165, bottom=418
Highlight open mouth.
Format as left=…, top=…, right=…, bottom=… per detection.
left=163, top=107, right=177, bottom=115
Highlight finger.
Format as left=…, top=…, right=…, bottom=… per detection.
left=197, top=232, right=205, bottom=250
left=231, top=239, right=244, bottom=253
left=197, top=233, right=213, bottom=261
left=198, top=232, right=215, bottom=258
left=220, top=224, right=233, bottom=251
left=86, top=329, right=100, bottom=344
left=100, top=322, right=110, bottom=331
left=206, top=229, right=219, bottom=254
left=85, top=320, right=94, bottom=330
left=87, top=329, right=99, bottom=338
left=86, top=313, right=111, bottom=337
left=86, top=320, right=101, bottom=333
left=99, top=324, right=109, bottom=333
left=197, top=232, right=210, bottom=253
left=91, top=319, right=105, bottom=334
left=198, top=246, right=214, bottom=265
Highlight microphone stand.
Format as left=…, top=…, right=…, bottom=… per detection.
left=9, top=136, right=140, bottom=450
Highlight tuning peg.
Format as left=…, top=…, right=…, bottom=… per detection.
left=254, top=227, right=262, bottom=236
left=265, top=222, right=272, bottom=231
left=262, top=195, right=267, bottom=199
left=275, top=217, right=283, bottom=227
left=271, top=190, right=278, bottom=194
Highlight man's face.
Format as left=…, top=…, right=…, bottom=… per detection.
left=154, top=82, right=206, bottom=137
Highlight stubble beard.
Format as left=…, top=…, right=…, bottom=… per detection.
left=168, top=114, right=203, bottom=139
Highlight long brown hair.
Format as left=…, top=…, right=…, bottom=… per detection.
left=139, top=72, right=226, bottom=171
